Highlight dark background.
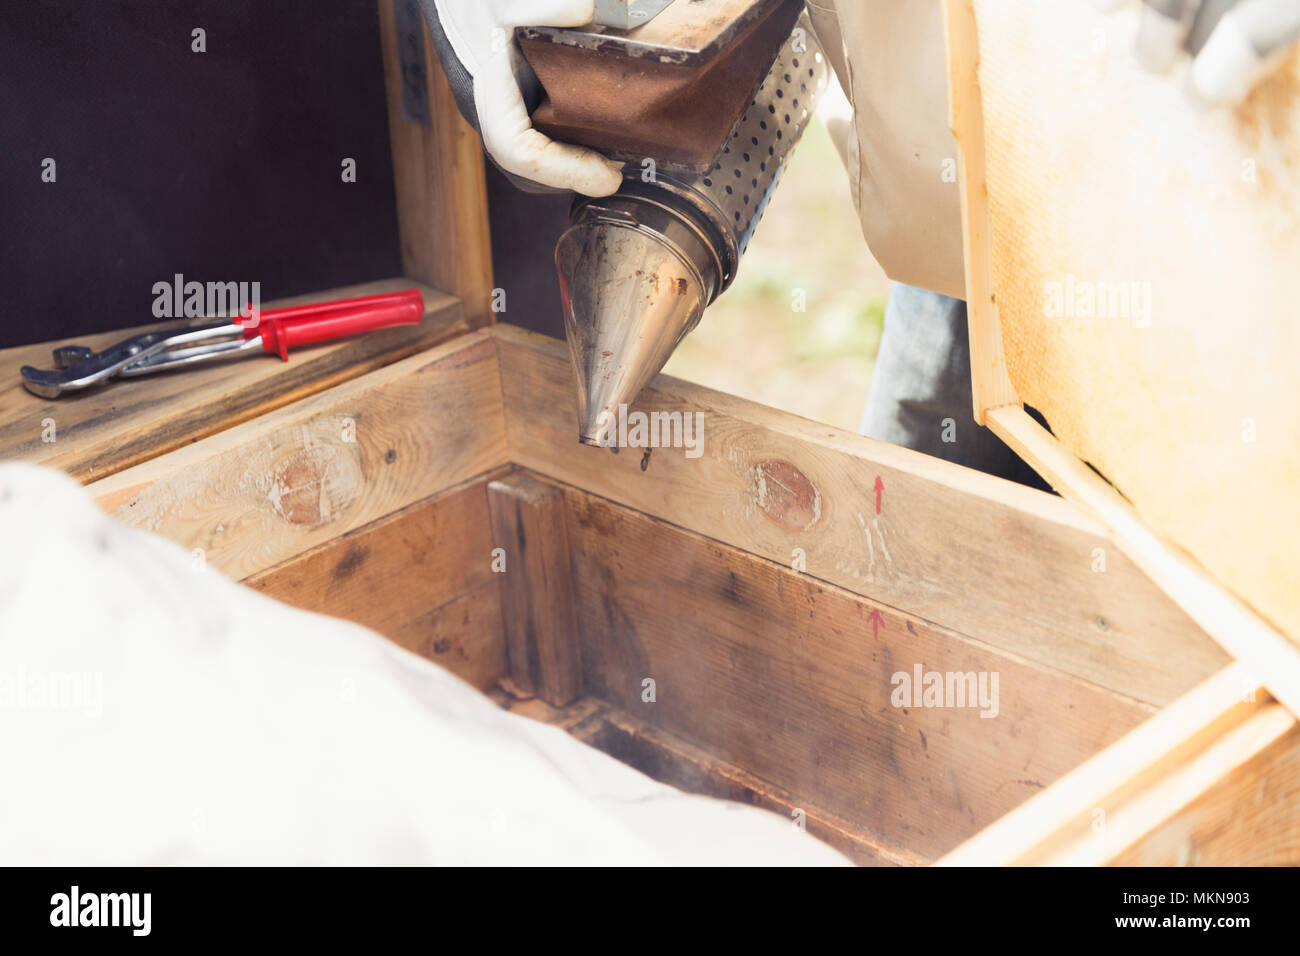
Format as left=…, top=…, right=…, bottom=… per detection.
left=0, top=0, right=566, bottom=350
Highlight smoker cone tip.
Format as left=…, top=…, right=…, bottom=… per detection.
left=557, top=217, right=713, bottom=450
left=578, top=418, right=621, bottom=450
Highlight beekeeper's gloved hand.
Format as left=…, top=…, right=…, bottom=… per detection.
left=418, top=0, right=624, bottom=195
left=1094, top=0, right=1300, bottom=106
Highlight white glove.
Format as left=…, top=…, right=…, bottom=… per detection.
left=420, top=0, right=624, bottom=195
left=1094, top=0, right=1300, bottom=106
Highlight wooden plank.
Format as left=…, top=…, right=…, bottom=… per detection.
left=988, top=404, right=1300, bottom=720
left=0, top=279, right=464, bottom=483
left=245, top=473, right=510, bottom=691
left=560, top=483, right=1157, bottom=860
left=87, top=330, right=508, bottom=582
left=493, top=323, right=1228, bottom=709
left=491, top=689, right=927, bottom=866
left=388, top=581, right=506, bottom=691
left=938, top=662, right=1279, bottom=865
left=574, top=705, right=927, bottom=868
left=942, top=0, right=1018, bottom=424
left=379, top=0, right=494, bottom=329
left=1110, top=724, right=1300, bottom=866
left=1066, top=703, right=1294, bottom=866
left=487, top=473, right=582, bottom=706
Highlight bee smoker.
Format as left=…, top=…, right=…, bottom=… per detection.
left=518, top=0, right=832, bottom=444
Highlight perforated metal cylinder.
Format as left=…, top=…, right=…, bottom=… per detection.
left=686, top=13, right=832, bottom=280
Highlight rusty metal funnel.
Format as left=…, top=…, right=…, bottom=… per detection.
left=556, top=193, right=720, bottom=446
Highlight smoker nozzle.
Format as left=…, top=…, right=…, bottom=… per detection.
left=556, top=188, right=726, bottom=446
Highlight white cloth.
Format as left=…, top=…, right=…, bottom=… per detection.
left=809, top=1, right=967, bottom=300
left=0, top=464, right=847, bottom=866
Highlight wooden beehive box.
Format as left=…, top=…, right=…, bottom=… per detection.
left=1, top=0, right=1296, bottom=865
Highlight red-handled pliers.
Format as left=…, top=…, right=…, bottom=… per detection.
left=20, top=289, right=425, bottom=398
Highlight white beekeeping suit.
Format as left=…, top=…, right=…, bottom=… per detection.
left=806, top=1, right=966, bottom=299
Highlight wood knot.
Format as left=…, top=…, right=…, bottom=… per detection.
left=267, top=440, right=362, bottom=527
left=751, top=459, right=822, bottom=532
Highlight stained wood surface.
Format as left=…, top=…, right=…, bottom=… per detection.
left=990, top=405, right=1300, bottom=720
left=1110, top=724, right=1300, bottom=866
left=493, top=324, right=1227, bottom=708
left=560, top=483, right=1156, bottom=860
left=379, top=0, right=494, bottom=329
left=0, top=279, right=464, bottom=483
left=246, top=474, right=510, bottom=691
left=487, top=474, right=582, bottom=706
left=940, top=656, right=1300, bottom=866
left=87, top=330, right=508, bottom=582
left=937, top=663, right=1275, bottom=864
left=491, top=689, right=925, bottom=866
left=1075, top=703, right=1295, bottom=866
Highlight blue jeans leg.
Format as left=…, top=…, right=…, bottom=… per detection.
left=861, top=283, right=1044, bottom=486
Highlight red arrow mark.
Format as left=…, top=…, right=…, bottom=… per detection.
left=874, top=475, right=884, bottom=515
left=867, top=609, right=884, bottom=641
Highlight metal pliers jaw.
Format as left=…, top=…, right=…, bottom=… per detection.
left=18, top=288, right=428, bottom=399
left=20, top=330, right=181, bottom=399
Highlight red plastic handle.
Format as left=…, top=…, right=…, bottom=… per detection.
left=238, top=289, right=425, bottom=361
